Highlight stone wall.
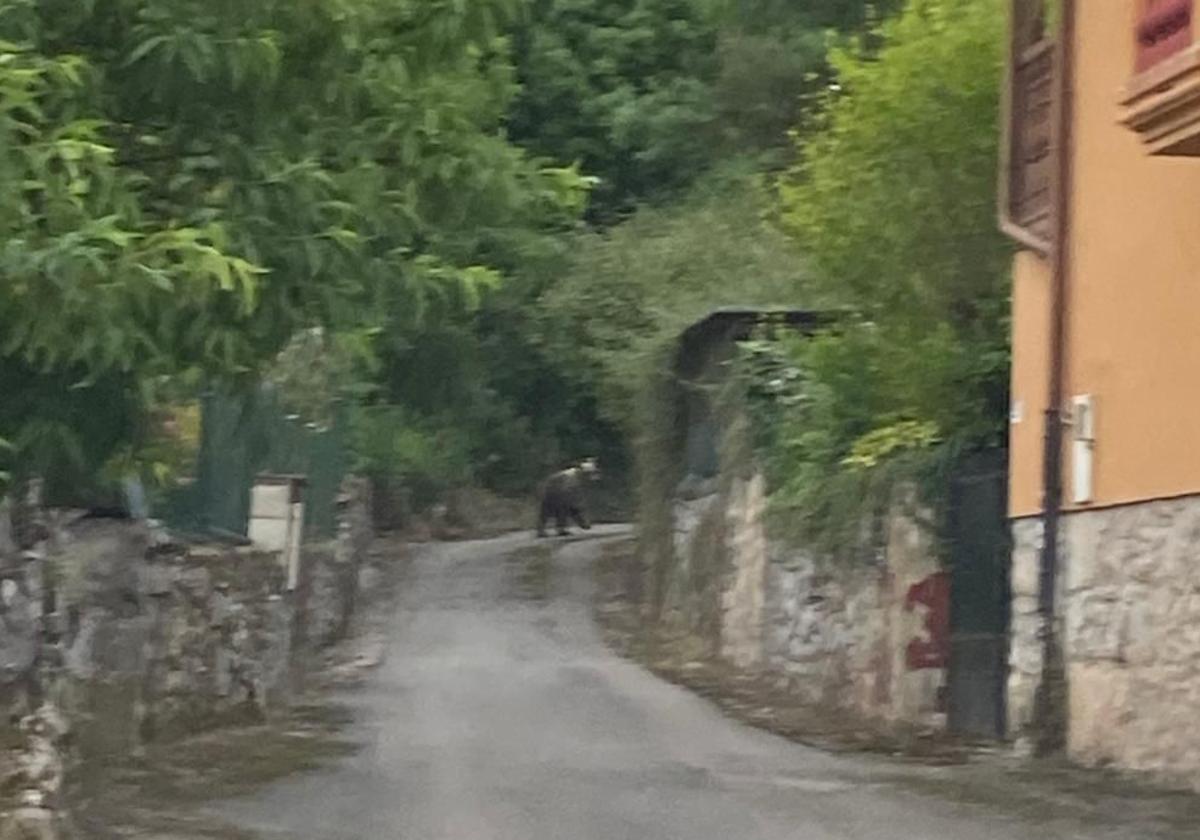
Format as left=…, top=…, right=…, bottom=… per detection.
left=0, top=475, right=376, bottom=833
left=663, top=491, right=725, bottom=652
left=297, top=477, right=373, bottom=650
left=1009, top=496, right=1200, bottom=788
left=0, top=485, right=67, bottom=838
left=721, top=474, right=767, bottom=668
left=660, top=468, right=947, bottom=728
left=54, top=520, right=293, bottom=756
left=760, top=500, right=947, bottom=727
left=763, top=547, right=888, bottom=710
left=1006, top=516, right=1045, bottom=746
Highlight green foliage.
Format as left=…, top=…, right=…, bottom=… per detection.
left=458, top=0, right=901, bottom=503
left=738, top=330, right=953, bottom=557
left=267, top=328, right=363, bottom=429
left=710, top=0, right=902, bottom=155
left=737, top=0, right=1009, bottom=554
left=338, top=0, right=903, bottom=502
left=509, top=0, right=720, bottom=218
left=538, top=166, right=809, bottom=435
left=508, top=0, right=894, bottom=219
left=349, top=405, right=473, bottom=510
left=0, top=0, right=1008, bottom=534
left=0, top=0, right=588, bottom=493
left=777, top=0, right=1010, bottom=442
left=0, top=357, right=142, bottom=503
left=842, top=419, right=940, bottom=470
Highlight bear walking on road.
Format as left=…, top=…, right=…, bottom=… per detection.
left=537, top=458, right=599, bottom=537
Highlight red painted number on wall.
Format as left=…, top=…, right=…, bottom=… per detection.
left=1137, top=0, right=1194, bottom=73
left=904, top=572, right=950, bottom=670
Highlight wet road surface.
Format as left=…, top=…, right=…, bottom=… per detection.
left=212, top=528, right=1159, bottom=840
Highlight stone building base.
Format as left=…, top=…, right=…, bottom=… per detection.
left=1009, top=495, right=1200, bottom=788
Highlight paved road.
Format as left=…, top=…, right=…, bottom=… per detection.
left=215, top=529, right=1145, bottom=840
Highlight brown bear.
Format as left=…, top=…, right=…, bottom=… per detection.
left=536, top=458, right=599, bottom=537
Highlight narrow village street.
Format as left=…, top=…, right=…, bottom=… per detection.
left=184, top=530, right=1191, bottom=840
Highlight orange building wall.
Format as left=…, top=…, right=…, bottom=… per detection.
left=1009, top=250, right=1050, bottom=517
left=1009, top=0, right=1200, bottom=518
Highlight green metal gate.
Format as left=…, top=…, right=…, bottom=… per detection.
left=158, top=387, right=348, bottom=540
left=945, top=450, right=1011, bottom=740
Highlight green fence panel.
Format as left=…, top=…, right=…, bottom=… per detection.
left=158, top=387, right=348, bottom=540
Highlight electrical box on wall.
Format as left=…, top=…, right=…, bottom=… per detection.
left=1071, top=395, right=1095, bottom=505
left=249, top=474, right=307, bottom=591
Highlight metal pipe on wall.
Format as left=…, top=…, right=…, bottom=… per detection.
left=1033, top=0, right=1076, bottom=756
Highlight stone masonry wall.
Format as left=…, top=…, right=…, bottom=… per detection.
left=1006, top=516, right=1044, bottom=745
left=664, top=492, right=725, bottom=653
left=763, top=547, right=888, bottom=710
left=0, top=483, right=68, bottom=840
left=883, top=507, right=949, bottom=726
left=761, top=501, right=946, bottom=727
left=1010, top=496, right=1200, bottom=788
left=721, top=474, right=767, bottom=668
left=55, top=520, right=293, bottom=756
left=297, top=477, right=373, bottom=650
left=0, top=475, right=376, bottom=835
left=665, top=469, right=947, bottom=728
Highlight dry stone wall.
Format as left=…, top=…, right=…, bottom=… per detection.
left=0, top=476, right=376, bottom=835
left=54, top=520, right=293, bottom=755
left=662, top=470, right=947, bottom=728
left=763, top=548, right=888, bottom=710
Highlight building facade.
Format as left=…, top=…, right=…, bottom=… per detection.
left=1007, top=0, right=1200, bottom=784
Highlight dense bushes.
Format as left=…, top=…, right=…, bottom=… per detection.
left=753, top=0, right=1009, bottom=552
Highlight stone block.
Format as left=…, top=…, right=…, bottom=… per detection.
left=1010, top=519, right=1042, bottom=597
left=175, top=566, right=212, bottom=601
left=1065, top=587, right=1123, bottom=661
left=0, top=499, right=14, bottom=558
left=1008, top=597, right=1041, bottom=675
left=140, top=563, right=176, bottom=598
left=0, top=803, right=59, bottom=840
left=0, top=590, right=38, bottom=681
left=1068, top=661, right=1132, bottom=768
left=1119, top=587, right=1159, bottom=666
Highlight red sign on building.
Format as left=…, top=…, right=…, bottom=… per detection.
left=1137, top=0, right=1193, bottom=73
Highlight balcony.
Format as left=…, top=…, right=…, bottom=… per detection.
left=1121, top=0, right=1200, bottom=155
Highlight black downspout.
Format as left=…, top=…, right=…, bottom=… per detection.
left=1034, top=0, right=1075, bottom=757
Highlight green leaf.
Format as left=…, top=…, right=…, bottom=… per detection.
left=125, top=34, right=171, bottom=66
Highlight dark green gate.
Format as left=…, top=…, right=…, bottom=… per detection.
left=945, top=451, right=1011, bottom=740
left=159, top=387, right=348, bottom=540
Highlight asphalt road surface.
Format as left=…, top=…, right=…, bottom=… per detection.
left=213, top=528, right=1162, bottom=840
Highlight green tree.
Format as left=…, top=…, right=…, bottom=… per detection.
left=777, top=0, right=1009, bottom=448
left=711, top=0, right=903, bottom=156
left=753, top=0, right=1009, bottom=550
left=0, top=0, right=588, bottom=491
left=539, top=165, right=807, bottom=434
left=508, top=0, right=721, bottom=219
left=507, top=0, right=897, bottom=219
